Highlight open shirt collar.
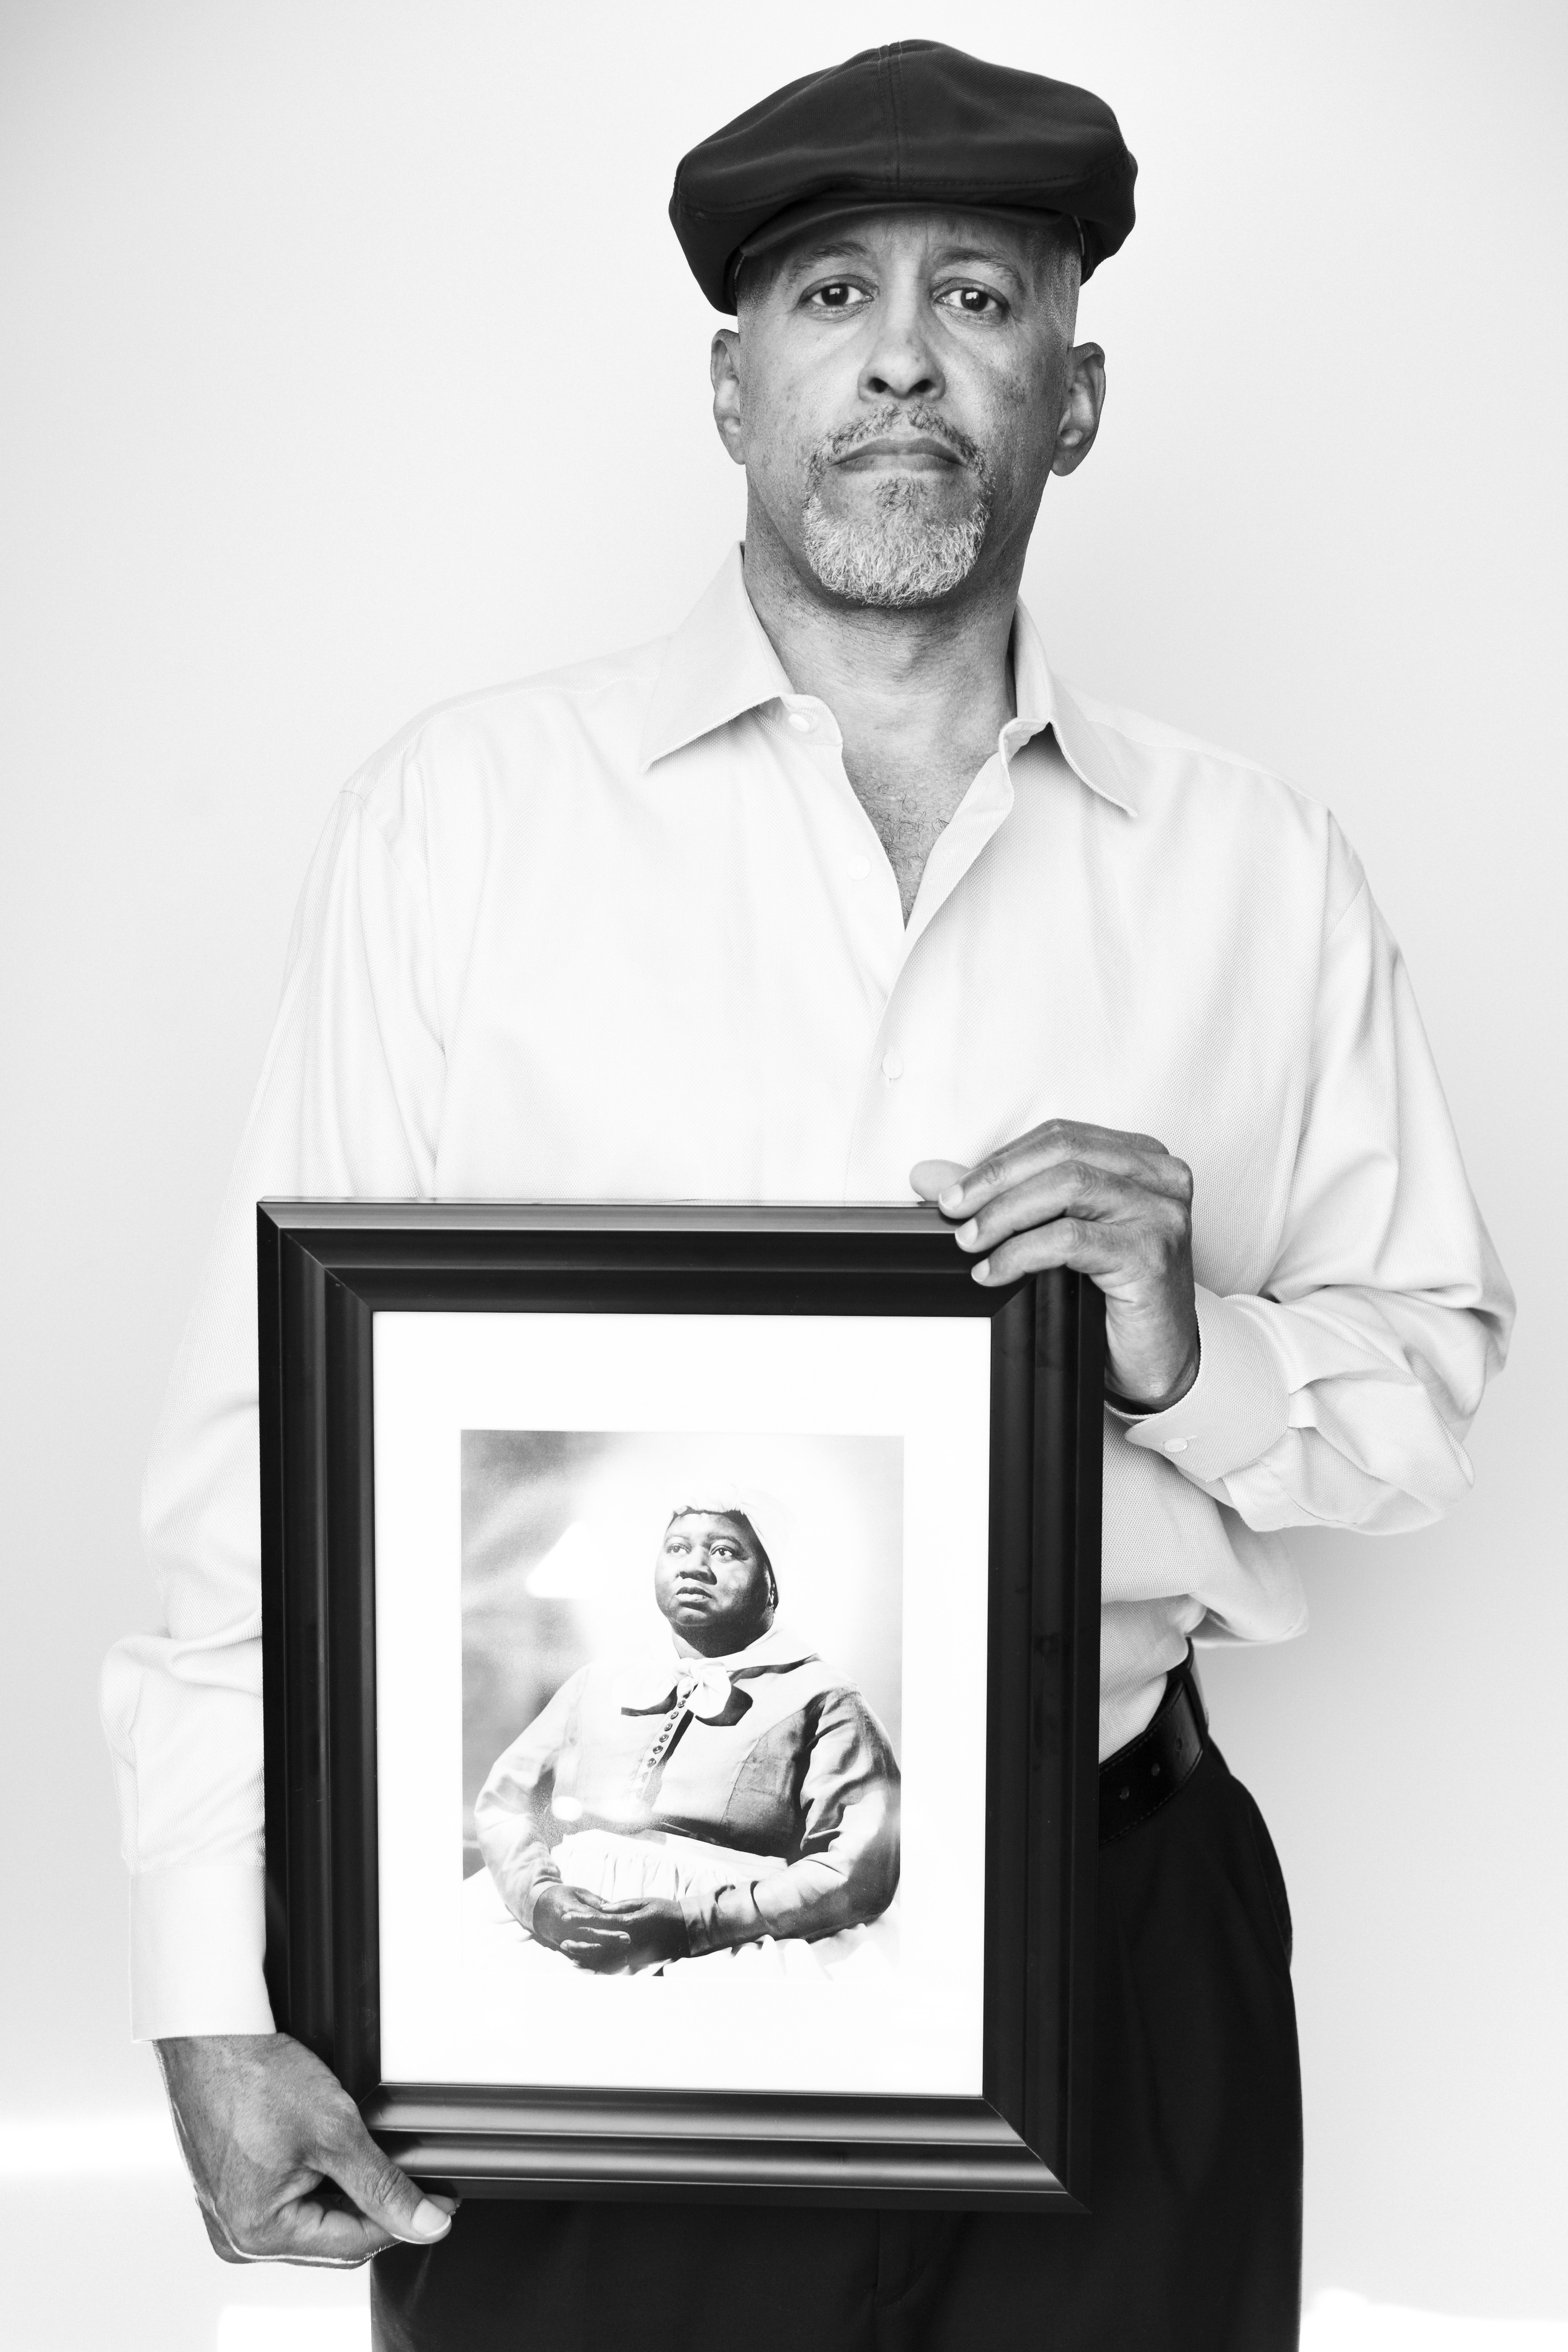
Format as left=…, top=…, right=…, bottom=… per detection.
left=638, top=545, right=1139, bottom=818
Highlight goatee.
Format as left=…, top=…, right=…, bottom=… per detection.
left=800, top=407, right=993, bottom=609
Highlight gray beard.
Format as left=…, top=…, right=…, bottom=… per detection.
left=800, top=474, right=991, bottom=609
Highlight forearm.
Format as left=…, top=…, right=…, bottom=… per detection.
left=682, top=1858, right=837, bottom=1952
left=684, top=1833, right=900, bottom=1953
left=472, top=1693, right=579, bottom=1929
left=474, top=1810, right=559, bottom=1928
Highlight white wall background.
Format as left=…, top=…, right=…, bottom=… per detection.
left=0, top=2, right=1563, bottom=2343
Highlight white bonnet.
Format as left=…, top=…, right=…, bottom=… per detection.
left=658, top=1475, right=791, bottom=1592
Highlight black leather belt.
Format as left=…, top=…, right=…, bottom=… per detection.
left=1098, top=1648, right=1209, bottom=1846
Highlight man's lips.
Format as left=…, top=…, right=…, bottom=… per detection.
left=833, top=435, right=964, bottom=470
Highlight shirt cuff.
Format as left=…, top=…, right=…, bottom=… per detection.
left=517, top=1862, right=559, bottom=1935
left=129, top=1863, right=276, bottom=2041
left=1116, top=1287, right=1290, bottom=1483
left=681, top=1876, right=765, bottom=1956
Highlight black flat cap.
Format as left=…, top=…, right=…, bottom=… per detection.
left=670, top=40, right=1136, bottom=312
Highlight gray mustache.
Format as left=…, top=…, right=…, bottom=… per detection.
left=812, top=405, right=988, bottom=477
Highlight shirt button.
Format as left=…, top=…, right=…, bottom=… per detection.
left=882, top=1050, right=904, bottom=1082
left=1163, top=1438, right=1189, bottom=1455
left=787, top=710, right=813, bottom=733
left=848, top=854, right=871, bottom=880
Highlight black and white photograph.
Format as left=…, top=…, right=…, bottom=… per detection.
left=369, top=1295, right=998, bottom=2103
left=459, top=1431, right=905, bottom=1991
left=4, top=4, right=1564, bottom=2349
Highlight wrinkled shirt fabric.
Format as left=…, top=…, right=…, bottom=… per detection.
left=102, top=546, right=1512, bottom=2037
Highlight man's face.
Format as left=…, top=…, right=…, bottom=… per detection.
left=711, top=208, right=1103, bottom=610
left=654, top=1511, right=772, bottom=1646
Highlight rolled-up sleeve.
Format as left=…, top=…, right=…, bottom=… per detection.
left=100, top=764, right=445, bottom=2039
left=1121, top=869, right=1513, bottom=1539
left=688, top=1690, right=902, bottom=1953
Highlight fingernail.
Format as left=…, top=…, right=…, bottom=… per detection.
left=971, top=1259, right=991, bottom=1282
left=412, top=2197, right=452, bottom=2238
left=938, top=1185, right=964, bottom=1214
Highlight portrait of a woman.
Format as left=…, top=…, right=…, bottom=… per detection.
left=472, top=1493, right=901, bottom=1977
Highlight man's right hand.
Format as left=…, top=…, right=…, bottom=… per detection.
left=155, top=2032, right=457, bottom=2267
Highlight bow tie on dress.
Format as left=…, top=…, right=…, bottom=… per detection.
left=670, top=1660, right=736, bottom=1722
left=622, top=1638, right=816, bottom=1803
left=619, top=1630, right=818, bottom=1720
left=619, top=1660, right=744, bottom=1723
left=625, top=1662, right=741, bottom=1803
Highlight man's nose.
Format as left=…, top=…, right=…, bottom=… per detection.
left=859, top=289, right=945, bottom=403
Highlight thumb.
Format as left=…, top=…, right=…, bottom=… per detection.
left=910, top=1158, right=968, bottom=1206
left=324, top=2114, right=453, bottom=2245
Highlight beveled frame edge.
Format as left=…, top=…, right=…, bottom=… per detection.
left=259, top=1201, right=1103, bottom=2208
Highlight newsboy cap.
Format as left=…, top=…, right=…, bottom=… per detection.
left=670, top=40, right=1137, bottom=313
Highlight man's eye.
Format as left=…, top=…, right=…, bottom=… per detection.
left=808, top=282, right=868, bottom=312
left=667, top=1539, right=688, bottom=1554
left=939, top=286, right=1006, bottom=317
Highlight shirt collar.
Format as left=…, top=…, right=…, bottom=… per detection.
left=637, top=546, right=795, bottom=771
left=1008, top=599, right=1140, bottom=817
left=639, top=544, right=1138, bottom=818
left=618, top=1619, right=816, bottom=1715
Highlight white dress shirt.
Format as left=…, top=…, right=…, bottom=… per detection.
left=102, top=547, right=1512, bottom=2039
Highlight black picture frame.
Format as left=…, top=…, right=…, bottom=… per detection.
left=258, top=1201, right=1105, bottom=2208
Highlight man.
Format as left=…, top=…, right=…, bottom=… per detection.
left=473, top=1499, right=900, bottom=1973
left=102, top=38, right=1510, bottom=2352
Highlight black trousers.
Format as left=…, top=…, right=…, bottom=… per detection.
left=373, top=1741, right=1302, bottom=2351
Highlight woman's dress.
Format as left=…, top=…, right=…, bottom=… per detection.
left=470, top=1622, right=900, bottom=1979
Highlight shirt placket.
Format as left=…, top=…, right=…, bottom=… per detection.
left=841, top=721, right=1040, bottom=1198
left=774, top=694, right=906, bottom=1013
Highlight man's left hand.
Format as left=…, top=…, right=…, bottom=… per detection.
left=912, top=1120, right=1200, bottom=1410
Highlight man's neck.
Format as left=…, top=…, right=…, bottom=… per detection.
left=740, top=523, right=1020, bottom=924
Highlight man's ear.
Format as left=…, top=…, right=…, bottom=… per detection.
left=1051, top=342, right=1107, bottom=478
left=710, top=329, right=746, bottom=468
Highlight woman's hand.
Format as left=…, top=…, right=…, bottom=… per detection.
left=532, top=1886, right=690, bottom=1972
left=596, top=1897, right=692, bottom=1971
left=530, top=1883, right=633, bottom=1968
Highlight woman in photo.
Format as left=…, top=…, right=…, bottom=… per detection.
left=473, top=1493, right=900, bottom=1975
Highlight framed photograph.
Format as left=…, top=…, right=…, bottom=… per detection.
left=258, top=1202, right=1104, bottom=2207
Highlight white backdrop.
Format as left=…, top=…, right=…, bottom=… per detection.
left=1, top=1, right=1564, bottom=2340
